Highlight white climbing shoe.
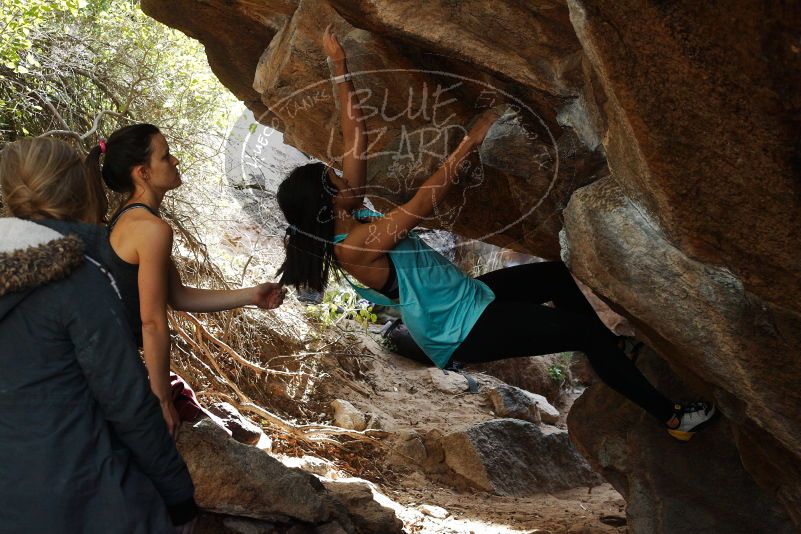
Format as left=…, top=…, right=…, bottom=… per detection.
left=667, top=402, right=716, bottom=442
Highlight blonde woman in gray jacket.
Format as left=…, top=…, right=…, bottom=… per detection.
left=0, top=137, right=196, bottom=533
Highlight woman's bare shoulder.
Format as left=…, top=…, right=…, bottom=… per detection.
left=116, top=210, right=172, bottom=251
left=117, top=208, right=169, bottom=232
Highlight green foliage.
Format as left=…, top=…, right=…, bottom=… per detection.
left=0, top=0, right=241, bottom=273
left=0, top=0, right=254, bottom=295
left=0, top=0, right=85, bottom=72
left=547, top=352, right=574, bottom=386
left=305, top=290, right=378, bottom=330
left=0, top=0, right=237, bottom=179
left=547, top=364, right=565, bottom=384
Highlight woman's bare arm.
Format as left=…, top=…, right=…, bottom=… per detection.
left=324, top=24, right=367, bottom=201
left=136, top=218, right=179, bottom=436
left=167, top=260, right=285, bottom=312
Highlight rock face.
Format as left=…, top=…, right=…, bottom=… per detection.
left=562, top=175, right=801, bottom=527
left=567, top=349, right=795, bottom=534
left=177, top=419, right=353, bottom=529
left=143, top=0, right=801, bottom=528
left=560, top=3, right=801, bottom=525
left=142, top=0, right=603, bottom=258
left=441, top=419, right=601, bottom=495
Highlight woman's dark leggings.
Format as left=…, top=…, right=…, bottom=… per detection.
left=450, top=261, right=676, bottom=422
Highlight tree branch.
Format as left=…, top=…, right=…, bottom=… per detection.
left=38, top=110, right=129, bottom=145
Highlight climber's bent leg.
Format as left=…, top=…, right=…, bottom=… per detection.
left=475, top=261, right=600, bottom=319
left=451, top=299, right=676, bottom=422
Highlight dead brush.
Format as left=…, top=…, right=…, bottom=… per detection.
left=160, top=203, right=386, bottom=452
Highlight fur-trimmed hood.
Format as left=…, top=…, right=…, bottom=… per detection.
left=0, top=218, right=85, bottom=320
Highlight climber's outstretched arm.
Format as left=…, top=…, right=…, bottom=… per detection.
left=324, top=24, right=367, bottom=202
left=338, top=110, right=498, bottom=264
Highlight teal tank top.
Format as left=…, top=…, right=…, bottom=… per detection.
left=334, top=208, right=495, bottom=368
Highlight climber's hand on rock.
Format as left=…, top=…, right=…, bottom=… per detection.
left=323, top=24, right=346, bottom=63
left=467, top=109, right=501, bottom=147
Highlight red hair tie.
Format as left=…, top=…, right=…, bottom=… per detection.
left=98, top=138, right=107, bottom=154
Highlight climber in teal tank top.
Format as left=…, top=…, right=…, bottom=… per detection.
left=333, top=208, right=494, bottom=368
left=274, top=26, right=718, bottom=442
left=272, top=26, right=501, bottom=369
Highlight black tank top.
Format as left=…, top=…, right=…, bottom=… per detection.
left=107, top=203, right=160, bottom=347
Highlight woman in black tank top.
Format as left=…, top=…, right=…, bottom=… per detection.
left=105, top=202, right=155, bottom=346
left=87, top=124, right=286, bottom=437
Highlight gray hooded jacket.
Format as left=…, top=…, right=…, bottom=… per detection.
left=0, top=217, right=194, bottom=533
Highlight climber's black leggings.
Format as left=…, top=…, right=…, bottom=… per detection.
left=450, top=261, right=676, bottom=422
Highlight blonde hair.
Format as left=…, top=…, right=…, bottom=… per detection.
left=0, top=137, right=106, bottom=222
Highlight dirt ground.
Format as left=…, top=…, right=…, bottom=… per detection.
left=383, top=481, right=625, bottom=533
left=308, top=326, right=628, bottom=534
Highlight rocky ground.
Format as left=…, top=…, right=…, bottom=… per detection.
left=325, top=329, right=624, bottom=533
left=176, top=290, right=629, bottom=534
left=166, top=173, right=630, bottom=533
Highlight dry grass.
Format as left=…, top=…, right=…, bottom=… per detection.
left=161, top=207, right=387, bottom=461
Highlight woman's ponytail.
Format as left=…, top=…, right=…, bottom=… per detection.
left=0, top=137, right=102, bottom=223
left=84, top=144, right=108, bottom=223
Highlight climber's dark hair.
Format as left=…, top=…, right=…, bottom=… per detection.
left=86, top=123, right=161, bottom=200
left=276, top=162, right=338, bottom=292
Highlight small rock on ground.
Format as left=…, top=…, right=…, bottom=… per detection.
left=488, top=384, right=560, bottom=424
left=331, top=399, right=367, bottom=431
left=427, top=368, right=469, bottom=394
left=418, top=504, right=449, bottom=519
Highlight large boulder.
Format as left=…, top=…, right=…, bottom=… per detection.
left=142, top=0, right=604, bottom=258
left=561, top=3, right=801, bottom=523
left=177, top=419, right=353, bottom=529
left=562, top=175, right=801, bottom=525
left=440, top=419, right=601, bottom=495
left=566, top=0, right=801, bottom=315
left=567, top=349, right=795, bottom=533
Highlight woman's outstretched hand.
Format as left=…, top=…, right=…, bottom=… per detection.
left=323, top=24, right=346, bottom=62
left=252, top=282, right=287, bottom=309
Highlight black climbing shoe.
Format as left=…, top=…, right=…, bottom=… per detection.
left=667, top=402, right=717, bottom=441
